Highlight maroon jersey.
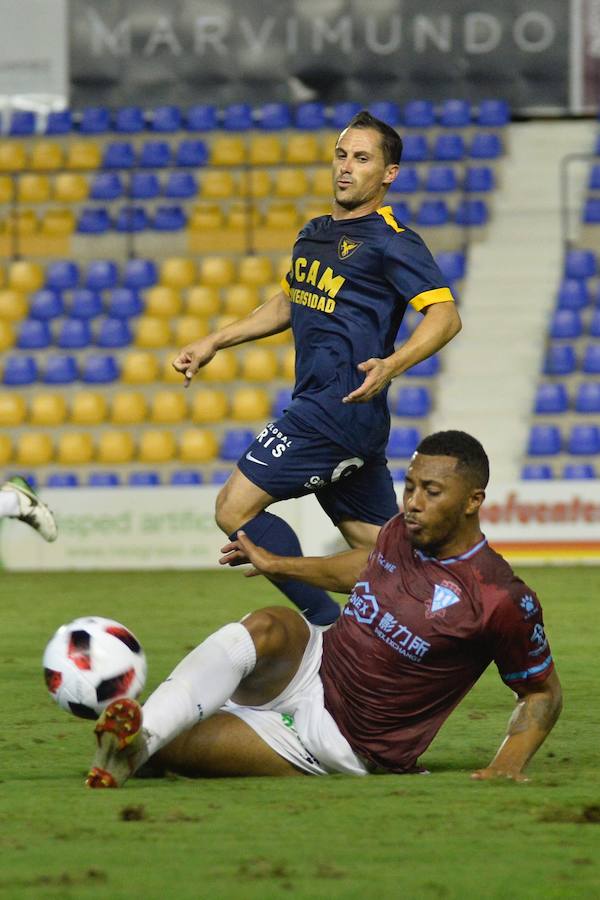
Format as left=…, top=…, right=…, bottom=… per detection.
left=320, top=514, right=553, bottom=773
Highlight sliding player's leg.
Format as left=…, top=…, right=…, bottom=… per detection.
left=0, top=476, right=58, bottom=542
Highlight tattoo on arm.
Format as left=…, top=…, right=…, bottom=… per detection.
left=507, top=691, right=561, bottom=737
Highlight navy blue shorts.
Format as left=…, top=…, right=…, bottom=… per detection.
left=236, top=412, right=399, bottom=527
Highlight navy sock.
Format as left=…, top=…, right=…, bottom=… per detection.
left=230, top=511, right=340, bottom=625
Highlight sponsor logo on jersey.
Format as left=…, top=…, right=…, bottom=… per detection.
left=245, top=451, right=268, bottom=466
left=529, top=623, right=548, bottom=657
left=344, top=581, right=379, bottom=624
left=520, top=594, right=538, bottom=619
left=304, top=475, right=326, bottom=490
left=425, top=580, right=462, bottom=618
left=338, top=236, right=363, bottom=260
left=343, top=582, right=431, bottom=662
left=253, top=422, right=292, bottom=459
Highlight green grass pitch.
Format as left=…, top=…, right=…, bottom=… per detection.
left=1, top=566, right=599, bottom=899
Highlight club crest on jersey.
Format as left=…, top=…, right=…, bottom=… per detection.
left=426, top=581, right=462, bottom=618
left=338, top=236, right=362, bottom=260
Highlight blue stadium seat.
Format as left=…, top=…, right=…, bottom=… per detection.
left=129, top=172, right=160, bottom=200
left=220, top=429, right=254, bottom=461
left=403, top=100, right=434, bottom=129
left=139, top=141, right=171, bottom=168
left=57, top=318, right=92, bottom=349
left=43, top=354, right=78, bottom=384
left=387, top=427, right=421, bottom=458
left=9, top=110, right=35, bottom=136
left=521, top=464, right=553, bottom=480
left=476, top=99, right=510, bottom=127
left=455, top=199, right=489, bottom=227
left=424, top=166, right=458, bottom=193
left=106, top=287, right=144, bottom=318
left=565, top=248, right=596, bottom=280
left=258, top=103, right=291, bottom=130
left=394, top=386, right=431, bottom=417
left=81, top=354, right=119, bottom=384
left=470, top=133, right=503, bottom=160
left=272, top=388, right=292, bottom=419
left=438, top=99, right=471, bottom=128
left=568, top=424, right=600, bottom=455
left=45, top=109, right=72, bottom=135
left=17, top=319, right=51, bottom=350
left=115, top=206, right=150, bottom=232
left=405, top=355, right=440, bottom=377
left=80, top=106, right=110, bottom=134
left=77, top=208, right=111, bottom=234
left=6, top=472, right=37, bottom=488
left=550, top=309, right=583, bottom=340
left=395, top=318, right=410, bottom=342
left=390, top=168, right=420, bottom=193
left=582, top=198, right=600, bottom=224
left=556, top=278, right=589, bottom=310
left=47, top=472, right=80, bottom=487
left=222, top=104, right=253, bottom=131
left=186, top=105, right=218, bottom=132
left=153, top=205, right=186, bottom=231
left=46, top=260, right=80, bottom=291
left=390, top=467, right=407, bottom=482
left=330, top=102, right=362, bottom=130
left=96, top=317, right=133, bottom=348
left=123, top=258, right=158, bottom=289
left=113, top=106, right=145, bottom=133
left=588, top=166, right=600, bottom=191
left=29, top=289, right=64, bottom=320
left=3, top=355, right=38, bottom=385
left=543, top=344, right=576, bottom=375
left=575, top=382, right=600, bottom=413
left=433, top=134, right=466, bottom=161
left=164, top=171, right=198, bottom=199
left=415, top=201, right=450, bottom=227
left=295, top=102, right=327, bottom=130
left=175, top=139, right=209, bottom=167
left=151, top=105, right=182, bottom=132
left=90, top=172, right=124, bottom=201
left=589, top=310, right=600, bottom=338
left=435, top=251, right=466, bottom=282
left=391, top=202, right=412, bottom=224
left=563, top=463, right=597, bottom=479
left=170, top=470, right=204, bottom=486
left=534, top=382, right=568, bottom=414
left=129, top=471, right=161, bottom=486
left=102, top=141, right=135, bottom=169
left=85, top=260, right=119, bottom=291
left=211, top=470, right=232, bottom=485
left=401, top=134, right=429, bottom=162
left=89, top=472, right=121, bottom=487
left=582, top=343, right=600, bottom=373
left=527, top=424, right=561, bottom=456
left=463, top=166, right=495, bottom=193
left=69, top=288, right=103, bottom=319
left=369, top=101, right=401, bottom=126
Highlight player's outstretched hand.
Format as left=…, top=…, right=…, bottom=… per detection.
left=471, top=767, right=530, bottom=783
left=172, top=337, right=217, bottom=388
left=342, top=358, right=394, bottom=404
left=219, top=530, right=281, bottom=579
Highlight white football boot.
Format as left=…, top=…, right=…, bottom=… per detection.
left=1, top=476, right=58, bottom=542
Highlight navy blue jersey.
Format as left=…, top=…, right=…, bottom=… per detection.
left=281, top=206, right=454, bottom=458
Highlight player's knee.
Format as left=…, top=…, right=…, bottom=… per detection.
left=242, top=607, right=306, bottom=660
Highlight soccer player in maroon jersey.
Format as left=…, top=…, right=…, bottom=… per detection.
left=87, top=431, right=561, bottom=788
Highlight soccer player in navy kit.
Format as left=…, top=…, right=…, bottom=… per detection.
left=87, top=432, right=561, bottom=788
left=172, top=111, right=461, bottom=625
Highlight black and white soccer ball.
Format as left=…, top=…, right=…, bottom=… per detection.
left=43, top=616, right=147, bottom=720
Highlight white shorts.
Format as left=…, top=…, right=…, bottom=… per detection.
left=223, top=622, right=369, bottom=776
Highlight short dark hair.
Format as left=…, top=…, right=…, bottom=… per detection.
left=344, top=110, right=403, bottom=166
left=416, top=430, right=490, bottom=489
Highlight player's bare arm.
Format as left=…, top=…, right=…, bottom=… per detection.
left=471, top=669, right=562, bottom=782
left=172, top=290, right=291, bottom=385
left=343, top=301, right=461, bottom=403
left=220, top=530, right=369, bottom=593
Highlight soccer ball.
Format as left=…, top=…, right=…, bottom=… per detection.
left=43, top=616, right=147, bottom=720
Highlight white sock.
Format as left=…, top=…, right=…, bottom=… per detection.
left=142, top=622, right=257, bottom=758
left=0, top=490, right=20, bottom=517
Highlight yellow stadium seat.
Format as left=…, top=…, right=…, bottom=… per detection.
left=259, top=330, right=290, bottom=347
left=145, top=286, right=183, bottom=318
left=226, top=201, right=261, bottom=231
left=276, top=255, right=292, bottom=281
left=150, top=390, right=187, bottom=424
left=0, top=268, right=5, bottom=288
left=179, top=428, right=219, bottom=463
left=57, top=432, right=94, bottom=465
left=30, top=393, right=67, bottom=426
left=274, top=168, right=309, bottom=199
left=139, top=429, right=176, bottom=463
left=249, top=135, right=283, bottom=165
left=160, top=257, right=197, bottom=289
left=239, top=170, right=272, bottom=199
left=222, top=284, right=259, bottom=317
left=0, top=435, right=12, bottom=465
left=6, top=210, right=38, bottom=236
left=16, top=432, right=53, bottom=466
left=190, top=388, right=228, bottom=424
left=8, top=261, right=44, bottom=293
left=0, top=320, right=14, bottom=350
left=41, top=208, right=76, bottom=236
left=188, top=202, right=224, bottom=232
left=214, top=314, right=237, bottom=332
left=67, top=141, right=101, bottom=170
left=262, top=281, right=285, bottom=301
left=70, top=391, right=108, bottom=425
left=172, top=315, right=210, bottom=347
left=111, top=391, right=147, bottom=425
left=18, top=174, right=50, bottom=204
left=304, top=201, right=331, bottom=220
left=210, top=136, right=246, bottom=166
left=311, top=168, right=333, bottom=197
left=241, top=347, right=278, bottom=382
left=122, top=350, right=160, bottom=384
left=0, top=289, right=27, bottom=321
left=200, top=170, right=236, bottom=200
left=238, top=255, right=274, bottom=287
left=200, top=349, right=238, bottom=382
left=281, top=346, right=295, bottom=380
left=54, top=172, right=88, bottom=203
left=199, top=256, right=236, bottom=287
left=135, top=316, right=171, bottom=348
left=97, top=430, right=135, bottom=464
left=263, top=203, right=300, bottom=230
left=320, top=132, right=338, bottom=163
left=0, top=392, right=26, bottom=426
left=31, top=141, right=64, bottom=171
left=231, top=386, right=270, bottom=421
left=0, top=176, right=13, bottom=203
left=186, top=285, right=221, bottom=317
left=161, top=355, right=187, bottom=385
left=0, top=142, right=26, bottom=171
left=286, top=134, right=320, bottom=165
